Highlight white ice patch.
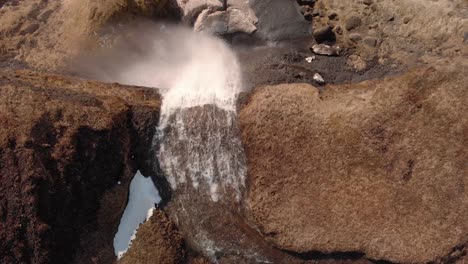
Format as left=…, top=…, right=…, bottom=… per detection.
left=113, top=171, right=161, bottom=259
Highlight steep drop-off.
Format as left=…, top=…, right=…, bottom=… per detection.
left=0, top=70, right=161, bottom=263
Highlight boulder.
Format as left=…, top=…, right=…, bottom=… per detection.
left=347, top=54, right=367, bottom=71
left=194, top=8, right=257, bottom=35
left=249, top=0, right=310, bottom=40
left=345, top=16, right=362, bottom=30
left=348, top=32, right=362, bottom=42
left=363, top=37, right=377, bottom=47
left=240, top=65, right=468, bottom=263
left=187, top=0, right=309, bottom=40
left=0, top=69, right=161, bottom=263
left=313, top=25, right=336, bottom=43
left=311, top=44, right=341, bottom=56
left=175, top=0, right=224, bottom=23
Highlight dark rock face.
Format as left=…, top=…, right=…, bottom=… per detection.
left=240, top=65, right=468, bottom=263
left=313, top=25, right=336, bottom=43
left=249, top=0, right=310, bottom=40
left=345, top=16, right=362, bottom=31
left=0, top=70, right=161, bottom=263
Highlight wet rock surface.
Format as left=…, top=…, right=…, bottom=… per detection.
left=240, top=64, right=468, bottom=263
left=0, top=69, right=161, bottom=263
left=235, top=37, right=402, bottom=91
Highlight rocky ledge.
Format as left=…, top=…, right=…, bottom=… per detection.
left=240, top=64, right=468, bottom=263
left=0, top=70, right=162, bottom=263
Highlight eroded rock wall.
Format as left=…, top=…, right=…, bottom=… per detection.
left=0, top=70, right=161, bottom=263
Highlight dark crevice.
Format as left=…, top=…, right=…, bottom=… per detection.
left=220, top=0, right=228, bottom=10
left=281, top=248, right=366, bottom=261
left=146, top=127, right=173, bottom=209
left=282, top=248, right=400, bottom=264
left=280, top=242, right=468, bottom=264
left=402, top=159, right=414, bottom=182
left=124, top=102, right=172, bottom=208
left=430, top=243, right=467, bottom=264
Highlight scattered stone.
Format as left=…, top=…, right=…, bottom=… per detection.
left=21, top=23, right=39, bottom=35
left=464, top=32, right=468, bottom=44
left=349, top=33, right=362, bottom=42
left=298, top=0, right=315, bottom=6
left=305, top=56, right=316, bottom=63
left=300, top=5, right=312, bottom=14
left=403, top=17, right=411, bottom=24
left=368, top=29, right=377, bottom=36
left=310, top=44, right=341, bottom=56
left=295, top=72, right=306, bottom=79
left=328, top=12, right=338, bottom=20
left=335, top=25, right=343, bottom=35
left=363, top=0, right=373, bottom=5
left=378, top=57, right=387, bottom=65
left=313, top=73, right=325, bottom=83
left=345, top=16, right=362, bottom=30
left=88, top=6, right=97, bottom=20
left=347, top=54, right=367, bottom=71
left=300, top=5, right=314, bottom=20
left=313, top=25, right=336, bottom=43
left=387, top=15, right=395, bottom=21
left=304, top=12, right=313, bottom=21
left=38, top=10, right=53, bottom=22
left=363, top=37, right=377, bottom=46
left=312, top=10, right=320, bottom=17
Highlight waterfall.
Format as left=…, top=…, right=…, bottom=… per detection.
left=114, top=25, right=246, bottom=201
left=155, top=34, right=246, bottom=202
left=112, top=24, right=247, bottom=257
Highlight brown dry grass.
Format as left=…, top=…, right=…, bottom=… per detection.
left=0, top=0, right=170, bottom=71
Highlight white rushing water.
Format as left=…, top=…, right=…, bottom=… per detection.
left=116, top=25, right=246, bottom=201
left=156, top=31, right=246, bottom=201
left=112, top=25, right=247, bottom=258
